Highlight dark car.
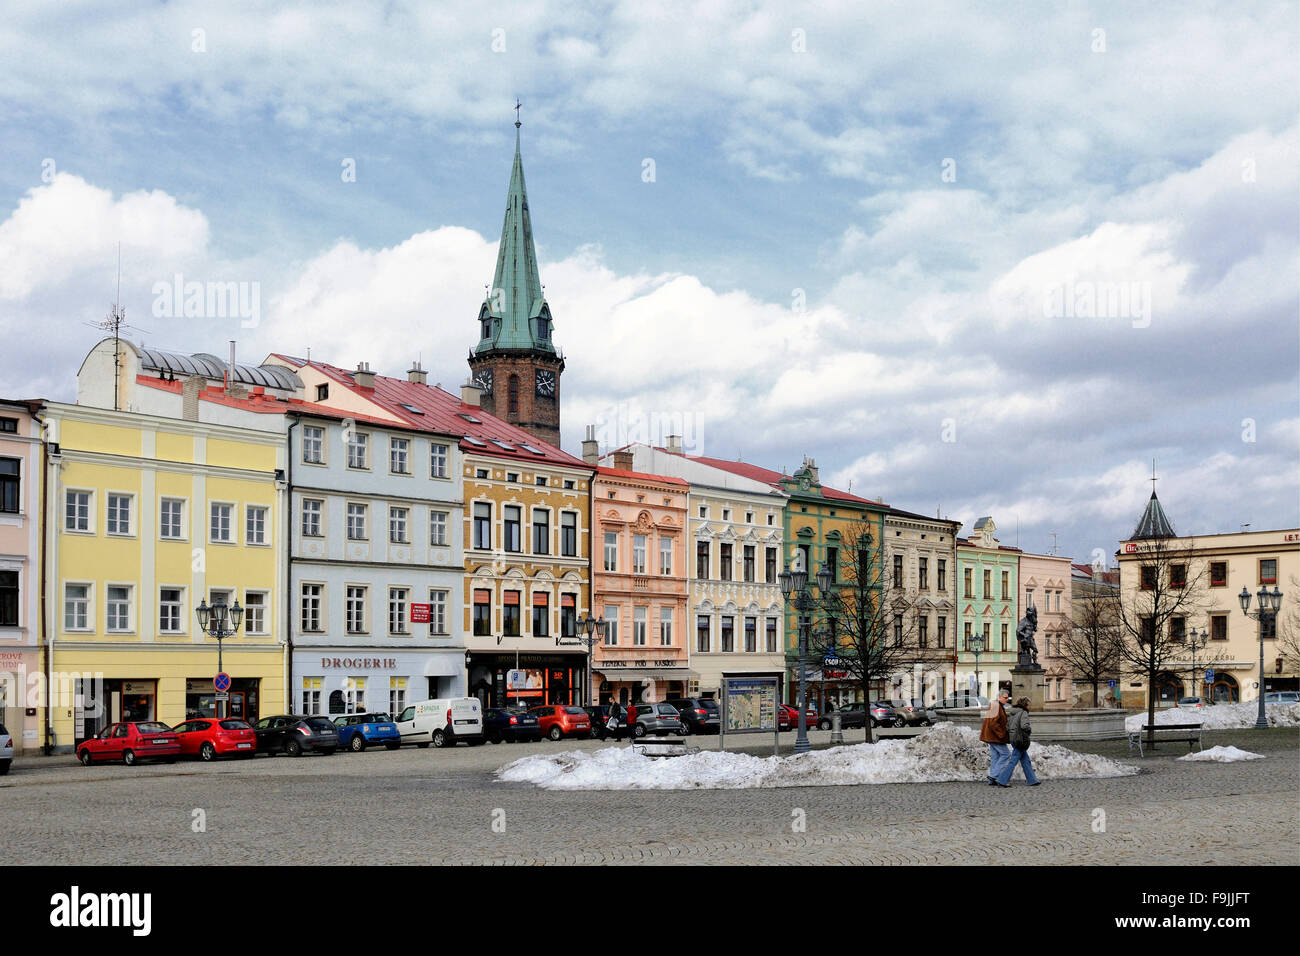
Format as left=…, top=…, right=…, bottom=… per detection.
left=253, top=714, right=339, bottom=756
left=891, top=699, right=936, bottom=726
left=665, top=698, right=720, bottom=735
left=484, top=708, right=543, bottom=743
left=333, top=712, right=401, bottom=751
left=816, top=704, right=867, bottom=730
left=585, top=704, right=615, bottom=740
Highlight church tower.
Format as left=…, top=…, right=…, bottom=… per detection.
left=467, top=112, right=565, bottom=447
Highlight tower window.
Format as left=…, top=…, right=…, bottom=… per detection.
left=508, top=375, right=519, bottom=415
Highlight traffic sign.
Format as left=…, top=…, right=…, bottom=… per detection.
left=1108, top=679, right=1116, bottom=688
left=1205, top=669, right=1214, bottom=682
left=214, top=692, right=229, bottom=702
left=214, top=672, right=231, bottom=692
left=968, top=674, right=976, bottom=690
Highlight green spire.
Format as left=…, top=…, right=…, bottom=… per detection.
left=475, top=115, right=555, bottom=354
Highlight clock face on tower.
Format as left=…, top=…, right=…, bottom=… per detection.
left=473, top=369, right=493, bottom=395
left=535, top=369, right=556, bottom=397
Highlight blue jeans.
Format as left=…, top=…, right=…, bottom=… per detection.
left=987, top=743, right=1011, bottom=780
left=997, top=746, right=1039, bottom=785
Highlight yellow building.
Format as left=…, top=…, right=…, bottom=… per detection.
left=41, top=401, right=286, bottom=751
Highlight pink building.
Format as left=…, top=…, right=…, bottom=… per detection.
left=590, top=458, right=690, bottom=705
left=1018, top=551, right=1073, bottom=708
left=0, top=400, right=44, bottom=753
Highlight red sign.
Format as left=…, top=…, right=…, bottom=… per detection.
left=1124, top=543, right=1139, bottom=553
left=410, top=603, right=431, bottom=624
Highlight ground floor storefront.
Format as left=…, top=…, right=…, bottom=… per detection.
left=692, top=652, right=785, bottom=701
left=467, top=652, right=589, bottom=709
left=0, top=647, right=40, bottom=754
left=293, top=648, right=466, bottom=717
left=593, top=663, right=695, bottom=706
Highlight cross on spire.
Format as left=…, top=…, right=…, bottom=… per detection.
left=1151, top=458, right=1158, bottom=495
left=514, top=98, right=522, bottom=129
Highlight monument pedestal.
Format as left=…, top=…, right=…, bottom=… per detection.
left=1010, top=666, right=1048, bottom=712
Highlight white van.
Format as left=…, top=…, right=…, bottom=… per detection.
left=393, top=698, right=484, bottom=748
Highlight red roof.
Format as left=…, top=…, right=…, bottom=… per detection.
left=136, top=376, right=288, bottom=415
left=270, top=355, right=589, bottom=469
left=594, top=465, right=689, bottom=487
left=676, top=451, right=881, bottom=506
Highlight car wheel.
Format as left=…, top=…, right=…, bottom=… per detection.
left=0, top=760, right=10, bottom=775
left=432, top=730, right=447, bottom=748
left=870, top=718, right=879, bottom=728
left=818, top=719, right=831, bottom=731
left=634, top=723, right=646, bottom=738
left=79, top=749, right=93, bottom=766
left=284, top=738, right=302, bottom=757
left=489, top=734, right=502, bottom=744
left=548, top=726, right=563, bottom=741
left=679, top=722, right=691, bottom=737
left=385, top=742, right=400, bottom=751
left=200, top=742, right=216, bottom=762
left=350, top=734, right=366, bottom=752
left=123, top=749, right=137, bottom=766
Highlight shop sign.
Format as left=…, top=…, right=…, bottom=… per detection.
left=410, top=603, right=431, bottom=624
left=122, top=682, right=154, bottom=694
left=601, top=659, right=677, bottom=668
left=319, top=657, right=397, bottom=669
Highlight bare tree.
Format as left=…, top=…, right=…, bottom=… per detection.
left=1108, top=537, right=1209, bottom=748
left=1276, top=573, right=1300, bottom=675
left=1060, top=585, right=1122, bottom=707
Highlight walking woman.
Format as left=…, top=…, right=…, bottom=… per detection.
left=979, top=689, right=1011, bottom=784
left=996, top=697, right=1041, bottom=787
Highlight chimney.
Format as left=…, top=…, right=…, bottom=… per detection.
left=354, top=361, right=375, bottom=389
left=461, top=381, right=482, bottom=407
left=407, top=361, right=427, bottom=385
left=182, top=375, right=203, bottom=421
left=666, top=434, right=682, bottom=455
left=612, top=450, right=634, bottom=471
left=581, top=425, right=599, bottom=465
left=225, top=340, right=247, bottom=398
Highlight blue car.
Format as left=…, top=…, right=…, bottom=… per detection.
left=332, top=713, right=401, bottom=752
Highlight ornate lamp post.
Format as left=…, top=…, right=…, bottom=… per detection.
left=969, top=632, right=986, bottom=702
left=195, top=597, right=243, bottom=717
left=1239, top=585, right=1284, bottom=729
left=1185, top=626, right=1208, bottom=702
left=779, top=559, right=833, bottom=754
left=558, top=612, right=605, bottom=706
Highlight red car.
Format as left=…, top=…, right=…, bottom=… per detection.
left=777, top=704, right=820, bottom=731
left=171, top=717, right=257, bottom=760
left=528, top=705, right=592, bottom=741
left=78, top=722, right=181, bottom=766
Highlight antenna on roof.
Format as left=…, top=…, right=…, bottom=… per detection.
left=1049, top=531, right=1059, bottom=556
left=89, top=242, right=151, bottom=411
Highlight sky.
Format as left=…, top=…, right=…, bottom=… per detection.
left=1, top=0, right=1297, bottom=567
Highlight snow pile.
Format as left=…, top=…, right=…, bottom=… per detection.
left=1124, top=701, right=1300, bottom=732
left=496, top=723, right=1136, bottom=791
left=1178, top=746, right=1265, bottom=763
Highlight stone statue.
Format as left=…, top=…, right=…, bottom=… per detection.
left=1016, top=605, right=1040, bottom=669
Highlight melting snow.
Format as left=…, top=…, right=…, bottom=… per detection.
left=1178, top=746, right=1265, bottom=762
left=1124, top=701, right=1300, bottom=732
left=496, top=723, right=1136, bottom=791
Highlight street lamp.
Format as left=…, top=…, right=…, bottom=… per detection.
left=195, top=596, right=243, bottom=717
left=969, top=632, right=986, bottom=703
left=1239, top=585, right=1284, bottom=729
left=557, top=612, right=604, bottom=706
left=1185, top=626, right=1208, bottom=702
left=780, top=560, right=826, bottom=754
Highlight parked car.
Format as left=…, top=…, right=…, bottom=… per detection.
left=934, top=695, right=990, bottom=710
left=1263, top=691, right=1300, bottom=704
left=665, top=697, right=720, bottom=735
left=0, top=721, right=12, bottom=775
left=252, top=714, right=339, bottom=756
left=777, top=704, right=820, bottom=731
left=892, top=699, right=936, bottom=726
left=77, top=721, right=181, bottom=766
left=484, top=708, right=543, bottom=743
left=632, top=702, right=682, bottom=737
left=333, top=712, right=401, bottom=751
left=529, top=705, right=592, bottom=741
left=816, top=704, right=867, bottom=730
left=1176, top=696, right=1215, bottom=708
left=584, top=704, right=616, bottom=739
left=171, top=717, right=257, bottom=760
left=393, top=698, right=485, bottom=747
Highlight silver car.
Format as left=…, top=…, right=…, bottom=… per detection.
left=1264, top=691, right=1300, bottom=704
left=632, top=703, right=682, bottom=738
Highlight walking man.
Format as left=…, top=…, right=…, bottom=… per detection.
left=980, top=689, right=1011, bottom=785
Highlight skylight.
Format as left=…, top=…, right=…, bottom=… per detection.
left=490, top=439, right=515, bottom=450
left=458, top=413, right=482, bottom=423
left=520, top=443, right=546, bottom=455
left=399, top=403, right=425, bottom=415
left=463, top=435, right=486, bottom=446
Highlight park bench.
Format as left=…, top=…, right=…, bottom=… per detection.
left=1126, top=722, right=1203, bottom=757
left=632, top=737, right=700, bottom=758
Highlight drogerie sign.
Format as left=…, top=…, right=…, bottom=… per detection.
left=319, top=657, right=398, bottom=669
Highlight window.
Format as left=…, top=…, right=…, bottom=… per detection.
left=919, top=557, right=928, bottom=590
left=1140, top=616, right=1156, bottom=643
left=633, top=535, right=647, bottom=574
left=302, top=426, right=324, bottom=463
left=698, top=505, right=707, bottom=518
left=1208, top=562, right=1226, bottom=587
left=507, top=472, right=519, bottom=483
left=302, top=676, right=322, bottom=715
left=389, top=437, right=410, bottom=474
left=389, top=588, right=409, bottom=634
left=428, top=590, right=447, bottom=635
left=346, top=503, right=367, bottom=540
left=697, top=615, right=711, bottom=652
left=533, top=509, right=549, bottom=554
left=605, top=606, right=619, bottom=646
left=507, top=375, right=519, bottom=414
left=1140, top=566, right=1157, bottom=590
left=634, top=606, right=648, bottom=646
left=536, top=476, right=547, bottom=486
left=532, top=592, right=549, bottom=637
left=0, top=458, right=18, bottom=514
left=1261, top=612, right=1277, bottom=640
left=103, top=493, right=131, bottom=535
left=745, top=510, right=754, bottom=524
left=345, top=677, right=366, bottom=714
left=1260, top=559, right=1277, bottom=585
left=982, top=569, right=991, bottom=599
left=963, top=622, right=972, bottom=650
left=503, top=591, right=521, bottom=637
left=660, top=536, right=672, bottom=575
left=429, top=511, right=448, bottom=547
left=106, top=585, right=131, bottom=632
left=826, top=546, right=838, bottom=585
left=798, top=543, right=811, bottom=575
left=160, top=587, right=183, bottom=633
left=918, top=615, right=928, bottom=648
left=1001, top=570, right=1010, bottom=600
left=346, top=586, right=366, bottom=633
left=160, top=498, right=184, bottom=539
left=893, top=554, right=903, bottom=588
left=0, top=570, right=16, bottom=626
left=1000, top=623, right=1008, bottom=652
left=210, top=503, right=233, bottom=543
left=473, top=502, right=491, bottom=549
left=347, top=432, right=369, bottom=469
left=301, top=499, right=322, bottom=537
left=560, top=595, right=576, bottom=637
left=765, top=617, right=777, bottom=653
left=1211, top=614, right=1228, bottom=641
left=389, top=506, right=409, bottom=544
left=1170, top=564, right=1186, bottom=589
left=766, top=547, right=777, bottom=582
left=603, top=532, right=619, bottom=571
left=65, top=491, right=91, bottom=532
left=476, top=468, right=488, bottom=479
left=301, top=584, right=323, bottom=632
left=743, top=545, right=755, bottom=582
left=719, top=543, right=733, bottom=582
left=984, top=622, right=992, bottom=650
left=894, top=614, right=903, bottom=646
left=937, top=615, right=947, bottom=648
left=563, top=480, right=575, bottom=490
left=390, top=677, right=408, bottom=718
left=561, top=512, right=577, bottom=556
left=660, top=607, right=673, bottom=647
left=316, top=383, right=329, bottom=402
left=246, top=505, right=267, bottom=545
left=503, top=506, right=521, bottom=552
left=964, top=567, right=972, bottom=598
left=473, top=589, right=491, bottom=636
left=244, top=591, right=267, bottom=634
left=0, top=417, right=15, bottom=432
left=722, top=508, right=731, bottom=521
left=1026, top=588, right=1034, bottom=609
left=744, top=616, right=756, bottom=652
left=767, top=513, right=775, bottom=525
left=696, top=541, right=710, bottom=579
left=721, top=615, right=735, bottom=652
left=1169, top=616, right=1185, bottom=642
left=937, top=559, right=946, bottom=592
left=430, top=443, right=449, bottom=478
left=63, top=583, right=89, bottom=630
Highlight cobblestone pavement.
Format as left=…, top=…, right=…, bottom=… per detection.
left=3, top=729, right=1296, bottom=865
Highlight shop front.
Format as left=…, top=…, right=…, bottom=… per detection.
left=594, top=662, right=696, bottom=706
left=183, top=678, right=261, bottom=721
left=466, top=652, right=589, bottom=709
left=293, top=649, right=466, bottom=717
left=0, top=648, right=40, bottom=754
